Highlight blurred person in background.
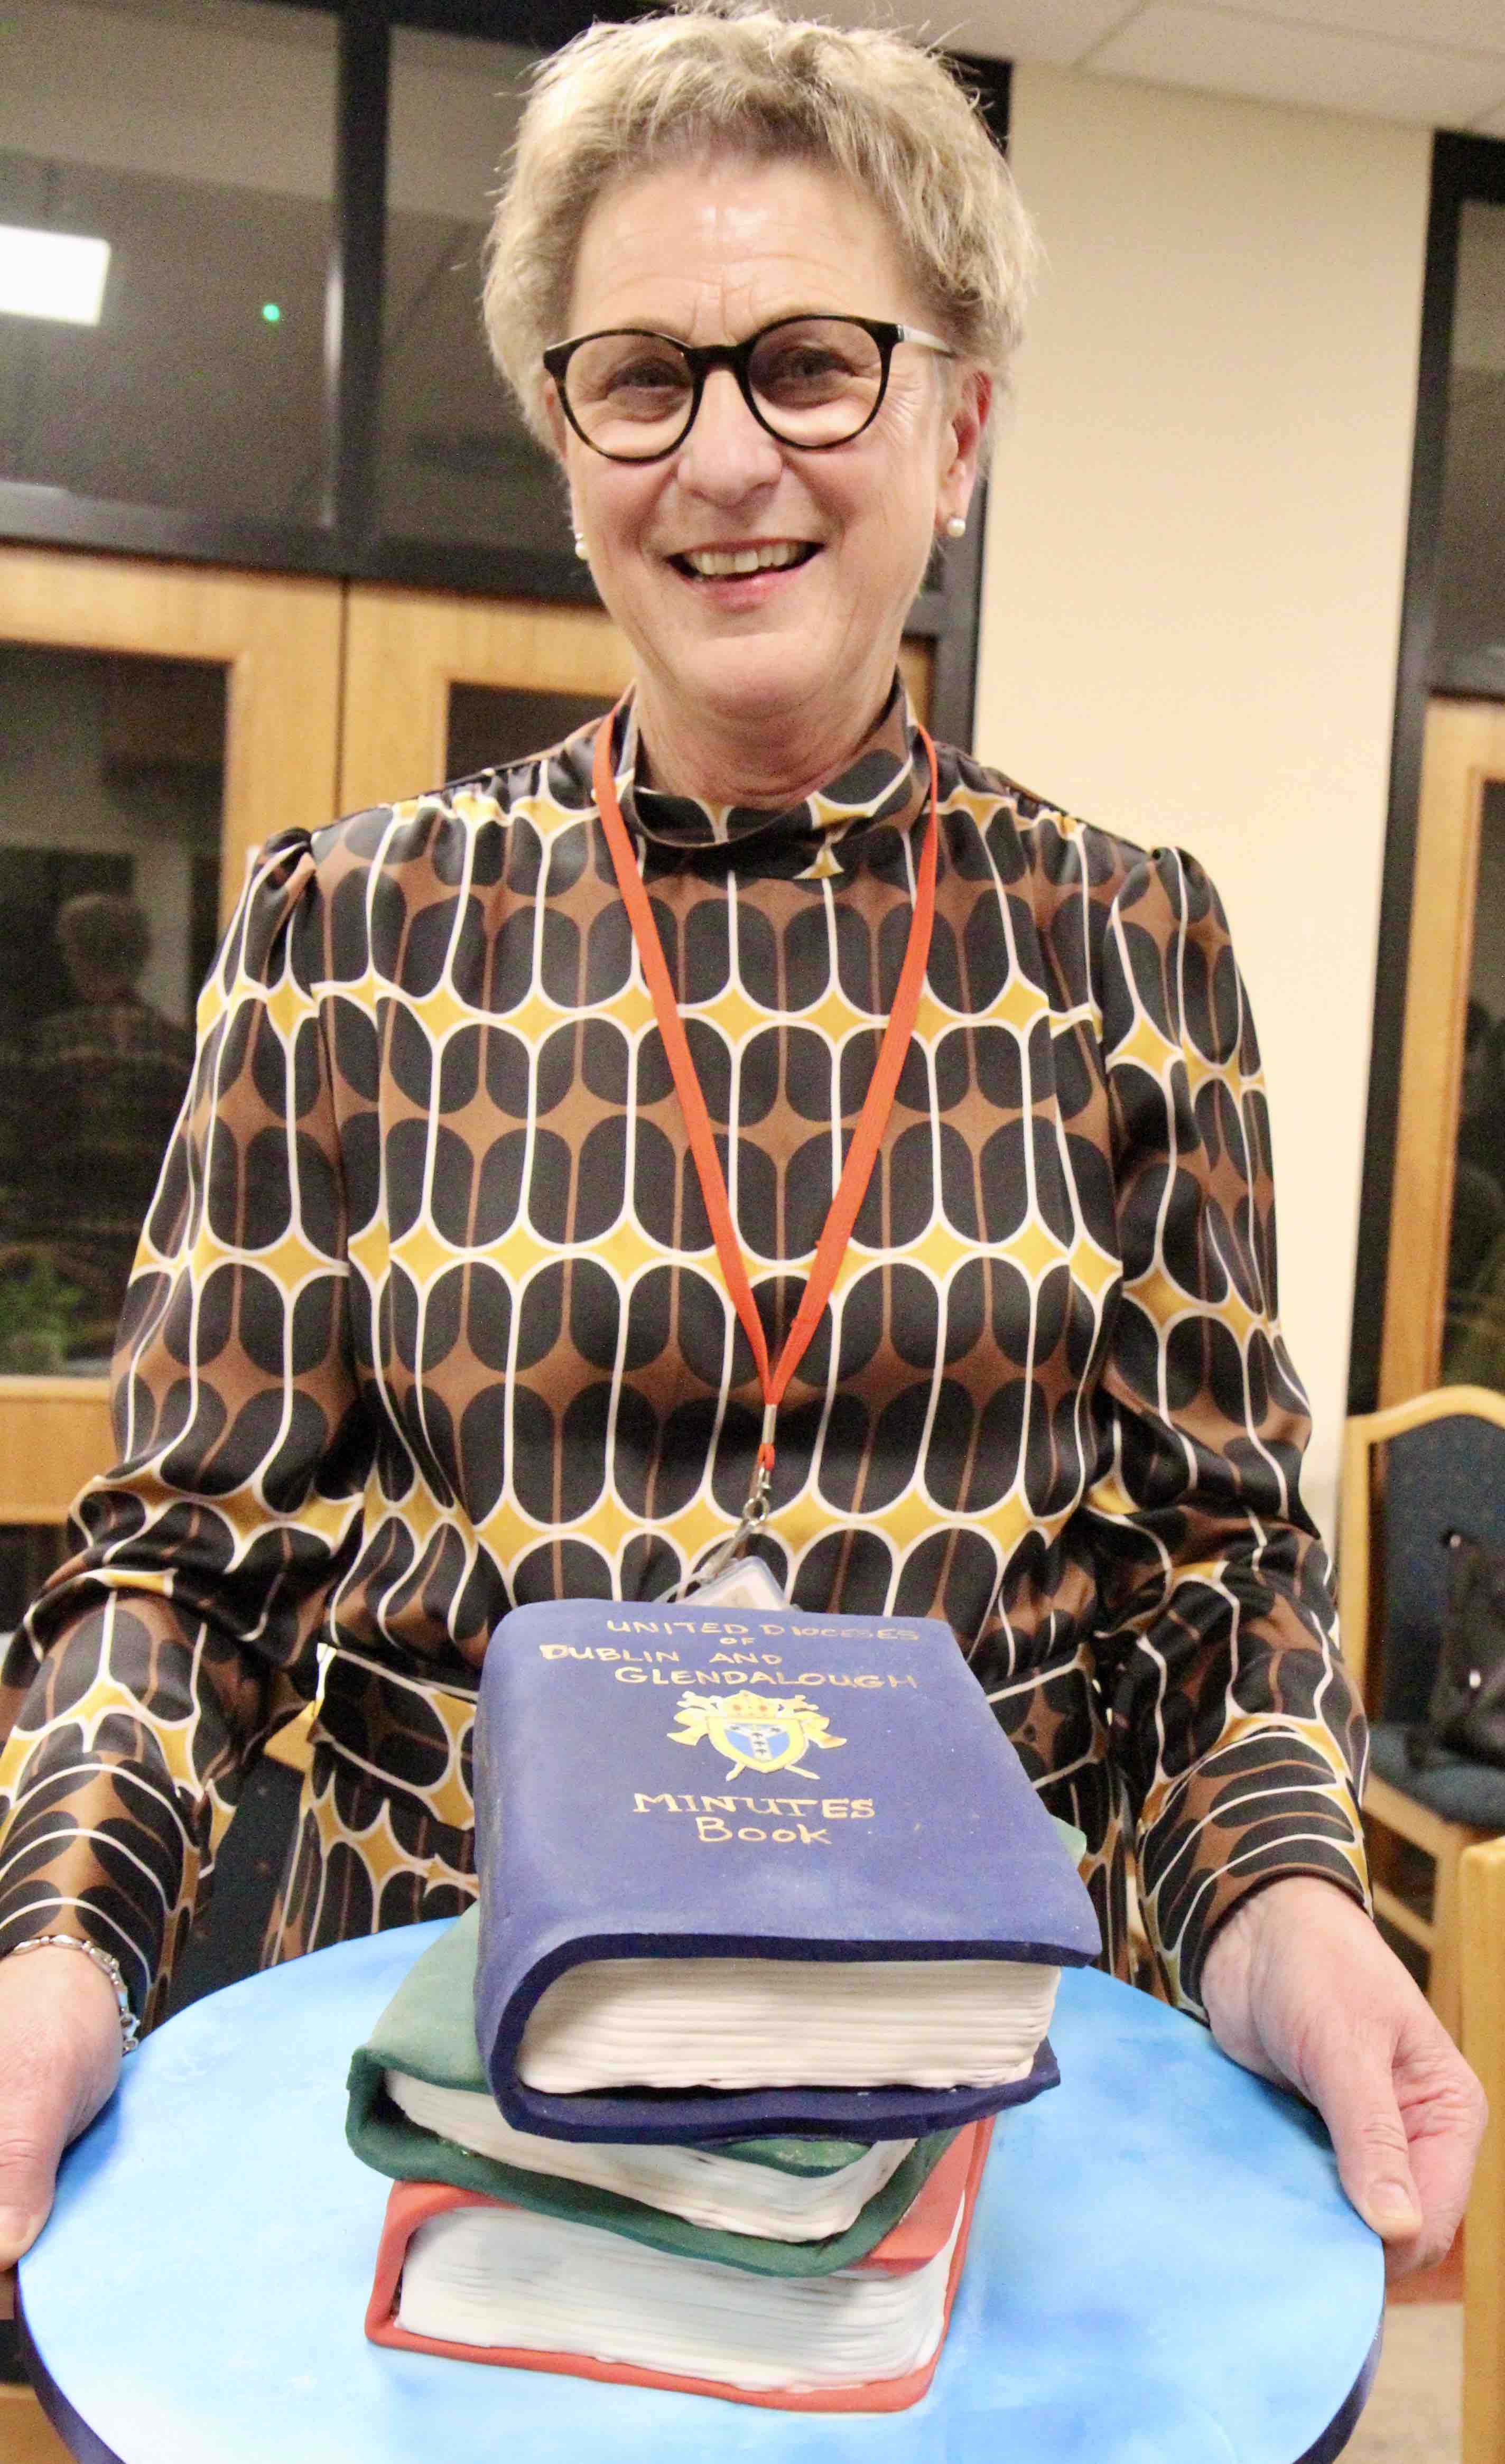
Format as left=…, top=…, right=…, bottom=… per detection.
left=26, top=892, right=192, bottom=1348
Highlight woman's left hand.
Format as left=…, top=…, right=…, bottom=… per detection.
left=1200, top=1874, right=1488, bottom=2280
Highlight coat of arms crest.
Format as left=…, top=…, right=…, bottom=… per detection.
left=667, top=1689, right=846, bottom=1781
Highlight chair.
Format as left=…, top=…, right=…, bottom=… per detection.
left=1339, top=1386, right=1505, bottom=2044
left=1462, top=1831, right=1504, bottom=2464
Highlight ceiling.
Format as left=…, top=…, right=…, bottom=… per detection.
left=8, top=0, right=1505, bottom=170
left=815, top=0, right=1505, bottom=134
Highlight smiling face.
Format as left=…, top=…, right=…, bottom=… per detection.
left=550, top=154, right=989, bottom=803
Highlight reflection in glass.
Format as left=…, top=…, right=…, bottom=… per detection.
left=1445, top=782, right=1505, bottom=1391
left=1435, top=201, right=1505, bottom=686
left=0, top=1526, right=65, bottom=1637
left=0, top=644, right=223, bottom=1370
left=0, top=0, right=335, bottom=524
left=380, top=27, right=565, bottom=556
left=446, top=685, right=615, bottom=783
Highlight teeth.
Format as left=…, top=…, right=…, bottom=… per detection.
left=683, top=541, right=809, bottom=578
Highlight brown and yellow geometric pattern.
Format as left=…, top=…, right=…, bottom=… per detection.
left=0, top=684, right=1368, bottom=2026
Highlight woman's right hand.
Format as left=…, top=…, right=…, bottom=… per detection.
left=0, top=1944, right=123, bottom=2276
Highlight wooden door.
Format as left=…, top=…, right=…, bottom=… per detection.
left=1381, top=698, right=1505, bottom=1405
left=338, top=582, right=933, bottom=815
left=0, top=545, right=342, bottom=1526
left=339, top=588, right=632, bottom=816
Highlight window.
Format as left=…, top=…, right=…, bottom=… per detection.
left=0, top=0, right=337, bottom=528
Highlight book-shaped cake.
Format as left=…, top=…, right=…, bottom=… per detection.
left=347, top=1905, right=955, bottom=2271
left=474, top=1602, right=1100, bottom=2140
left=364, top=2115, right=990, bottom=2412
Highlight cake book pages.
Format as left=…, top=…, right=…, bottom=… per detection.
left=473, top=1602, right=1099, bottom=2141
left=364, top=2116, right=990, bottom=2412
left=346, top=1905, right=956, bottom=2272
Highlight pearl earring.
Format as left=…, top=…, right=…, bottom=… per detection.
left=944, top=514, right=966, bottom=540
left=573, top=533, right=589, bottom=561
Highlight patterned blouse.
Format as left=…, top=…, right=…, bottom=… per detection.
left=0, top=685, right=1369, bottom=2029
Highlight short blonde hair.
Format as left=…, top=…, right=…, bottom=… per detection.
left=484, top=4, right=1037, bottom=452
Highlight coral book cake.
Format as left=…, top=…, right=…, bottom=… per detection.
left=362, top=2120, right=990, bottom=2412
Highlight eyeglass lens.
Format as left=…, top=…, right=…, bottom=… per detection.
left=563, top=318, right=886, bottom=458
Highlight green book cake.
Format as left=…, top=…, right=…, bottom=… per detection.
left=348, top=1908, right=955, bottom=2275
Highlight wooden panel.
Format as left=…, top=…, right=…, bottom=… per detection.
left=0, top=544, right=343, bottom=927
left=1381, top=700, right=1505, bottom=1407
left=340, top=582, right=934, bottom=817
left=898, top=636, right=933, bottom=728
left=339, top=588, right=637, bottom=817
left=0, top=1377, right=112, bottom=1525
left=0, top=2385, right=73, bottom=2464
left=1462, top=1833, right=1505, bottom=2464
left=1337, top=1411, right=1378, bottom=1713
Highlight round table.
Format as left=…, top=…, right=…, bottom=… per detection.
left=20, top=1926, right=1383, bottom=2464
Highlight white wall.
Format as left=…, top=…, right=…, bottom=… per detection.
left=979, top=65, right=1432, bottom=1541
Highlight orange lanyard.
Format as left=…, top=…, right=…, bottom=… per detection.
left=592, top=704, right=941, bottom=1533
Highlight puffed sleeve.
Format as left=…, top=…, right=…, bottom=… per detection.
left=1082, top=846, right=1369, bottom=2015
left=0, top=832, right=372, bottom=2026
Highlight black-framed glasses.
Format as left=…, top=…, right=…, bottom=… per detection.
left=542, top=314, right=956, bottom=463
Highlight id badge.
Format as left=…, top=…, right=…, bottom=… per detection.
left=683, top=1554, right=787, bottom=1610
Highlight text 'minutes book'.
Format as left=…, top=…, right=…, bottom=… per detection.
left=473, top=1602, right=1101, bottom=2142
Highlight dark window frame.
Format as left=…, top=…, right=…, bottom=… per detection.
left=0, top=0, right=1008, bottom=747
left=1349, top=130, right=1505, bottom=1412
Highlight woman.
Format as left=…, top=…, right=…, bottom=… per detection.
left=0, top=5, right=1481, bottom=2284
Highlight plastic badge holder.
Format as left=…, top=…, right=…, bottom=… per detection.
left=686, top=1556, right=787, bottom=1610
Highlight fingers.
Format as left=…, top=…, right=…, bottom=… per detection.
left=1198, top=1879, right=1489, bottom=2279
left=0, top=2151, right=62, bottom=2268
left=1304, top=1992, right=1488, bottom=2279
left=1386, top=2042, right=1490, bottom=2280
left=0, top=1947, right=124, bottom=2266
left=0, top=2081, right=98, bottom=2265
left=1315, top=2038, right=1423, bottom=2249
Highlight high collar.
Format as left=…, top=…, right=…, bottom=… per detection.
left=597, top=675, right=928, bottom=858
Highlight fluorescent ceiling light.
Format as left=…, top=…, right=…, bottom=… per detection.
left=0, top=227, right=110, bottom=325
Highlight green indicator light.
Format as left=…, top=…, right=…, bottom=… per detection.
left=261, top=301, right=281, bottom=324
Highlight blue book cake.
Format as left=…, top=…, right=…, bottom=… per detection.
left=473, top=1602, right=1100, bottom=2142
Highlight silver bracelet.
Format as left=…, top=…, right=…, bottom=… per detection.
left=9, top=1933, right=141, bottom=2053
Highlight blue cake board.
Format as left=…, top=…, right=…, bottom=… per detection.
left=19, top=1923, right=1383, bottom=2464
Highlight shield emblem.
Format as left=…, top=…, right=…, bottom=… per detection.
left=709, top=1715, right=807, bottom=1775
